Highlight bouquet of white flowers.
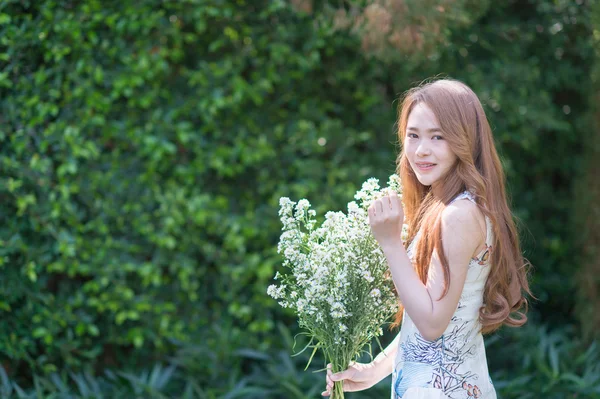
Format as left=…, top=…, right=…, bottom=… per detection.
left=268, top=174, right=406, bottom=399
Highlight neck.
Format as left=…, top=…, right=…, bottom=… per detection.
left=431, top=182, right=443, bottom=198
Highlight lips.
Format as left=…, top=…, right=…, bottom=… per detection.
left=415, top=162, right=436, bottom=171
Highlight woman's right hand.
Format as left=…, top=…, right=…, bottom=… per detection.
left=322, top=362, right=378, bottom=396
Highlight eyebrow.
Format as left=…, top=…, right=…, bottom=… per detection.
left=407, top=127, right=443, bottom=133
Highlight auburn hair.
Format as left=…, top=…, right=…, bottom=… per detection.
left=390, top=79, right=532, bottom=334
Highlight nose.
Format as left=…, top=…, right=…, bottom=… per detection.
left=415, top=140, right=432, bottom=157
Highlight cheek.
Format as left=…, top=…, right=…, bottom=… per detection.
left=403, top=142, right=416, bottom=157
left=438, top=143, right=456, bottom=163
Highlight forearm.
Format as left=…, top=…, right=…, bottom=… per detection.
left=370, top=332, right=400, bottom=383
left=381, top=240, right=437, bottom=340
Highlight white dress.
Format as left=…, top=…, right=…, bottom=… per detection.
left=391, top=191, right=497, bottom=399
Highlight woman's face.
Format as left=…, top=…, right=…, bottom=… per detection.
left=404, top=103, right=458, bottom=194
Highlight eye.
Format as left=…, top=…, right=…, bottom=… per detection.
left=407, top=133, right=418, bottom=139
left=432, top=135, right=444, bottom=140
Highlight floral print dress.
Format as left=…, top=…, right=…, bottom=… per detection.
left=391, top=191, right=497, bottom=399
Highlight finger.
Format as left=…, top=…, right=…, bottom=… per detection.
left=331, top=370, right=348, bottom=382
left=332, top=364, right=357, bottom=382
left=368, top=205, right=376, bottom=221
left=392, top=194, right=403, bottom=214
left=387, top=194, right=395, bottom=211
left=375, top=199, right=384, bottom=215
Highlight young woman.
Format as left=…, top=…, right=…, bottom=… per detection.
left=322, top=79, right=531, bottom=399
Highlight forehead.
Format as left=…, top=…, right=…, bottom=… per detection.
left=406, top=102, right=441, bottom=130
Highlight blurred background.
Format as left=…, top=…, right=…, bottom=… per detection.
left=0, top=0, right=599, bottom=397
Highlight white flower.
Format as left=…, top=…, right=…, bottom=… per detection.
left=272, top=175, right=402, bottom=375
left=279, top=197, right=292, bottom=207
left=347, top=201, right=360, bottom=214
left=387, top=174, right=401, bottom=190
left=401, top=223, right=409, bottom=243
left=330, top=301, right=351, bottom=319
left=267, top=284, right=286, bottom=299
left=284, top=247, right=296, bottom=259
left=324, top=211, right=339, bottom=222
left=362, top=270, right=374, bottom=283
left=295, top=199, right=311, bottom=221
left=297, top=298, right=307, bottom=312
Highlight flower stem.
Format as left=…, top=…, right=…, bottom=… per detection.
left=332, top=380, right=345, bottom=399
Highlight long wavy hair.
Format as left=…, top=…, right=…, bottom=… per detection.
left=391, top=79, right=532, bottom=334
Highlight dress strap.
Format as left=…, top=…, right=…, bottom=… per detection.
left=449, top=190, right=477, bottom=205
left=484, top=215, right=493, bottom=247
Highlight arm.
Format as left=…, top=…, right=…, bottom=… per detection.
left=378, top=200, right=484, bottom=341
left=369, top=332, right=400, bottom=383
left=324, top=332, right=400, bottom=395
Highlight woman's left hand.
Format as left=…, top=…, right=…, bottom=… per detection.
left=367, top=192, right=404, bottom=251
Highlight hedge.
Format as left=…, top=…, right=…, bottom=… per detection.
left=0, top=0, right=595, bottom=389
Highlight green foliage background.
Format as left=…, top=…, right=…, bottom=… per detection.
left=0, top=0, right=598, bottom=397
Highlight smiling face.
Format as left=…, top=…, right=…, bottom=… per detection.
left=404, top=102, right=458, bottom=195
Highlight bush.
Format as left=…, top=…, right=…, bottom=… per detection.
left=0, top=0, right=596, bottom=394
left=574, top=0, right=600, bottom=341
left=0, top=0, right=395, bottom=376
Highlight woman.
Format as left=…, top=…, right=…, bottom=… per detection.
left=323, top=79, right=532, bottom=399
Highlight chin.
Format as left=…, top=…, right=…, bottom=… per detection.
left=416, top=176, right=436, bottom=186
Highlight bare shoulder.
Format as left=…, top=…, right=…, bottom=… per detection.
left=441, top=199, right=486, bottom=252
left=442, top=198, right=484, bottom=227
